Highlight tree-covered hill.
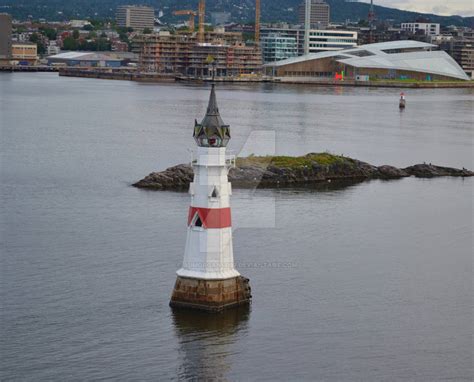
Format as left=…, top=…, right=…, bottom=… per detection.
left=1, top=0, right=472, bottom=27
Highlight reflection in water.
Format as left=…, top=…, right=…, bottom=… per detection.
left=172, top=306, right=250, bottom=380
left=259, top=178, right=367, bottom=193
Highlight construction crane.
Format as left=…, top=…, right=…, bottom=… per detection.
left=198, top=0, right=205, bottom=43
left=368, top=0, right=375, bottom=43
left=173, top=10, right=197, bottom=32
left=255, top=0, right=260, bottom=47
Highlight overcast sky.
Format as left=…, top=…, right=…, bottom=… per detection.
left=360, top=0, right=474, bottom=17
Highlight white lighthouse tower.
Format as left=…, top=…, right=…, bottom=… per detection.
left=170, top=85, right=251, bottom=311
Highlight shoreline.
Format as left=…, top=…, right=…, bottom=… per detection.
left=10, top=67, right=466, bottom=88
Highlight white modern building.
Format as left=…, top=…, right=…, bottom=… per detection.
left=260, top=25, right=357, bottom=56
left=401, top=23, right=440, bottom=37
left=47, top=41, right=60, bottom=56
left=264, top=40, right=470, bottom=81
left=308, top=29, right=357, bottom=51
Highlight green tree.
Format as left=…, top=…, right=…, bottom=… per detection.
left=63, top=36, right=78, bottom=50
left=142, top=27, right=152, bottom=34
left=96, top=38, right=111, bottom=51
left=72, top=29, right=80, bottom=39
left=29, top=32, right=39, bottom=43
left=118, top=32, right=129, bottom=43
left=39, top=27, right=57, bottom=40
left=37, top=43, right=46, bottom=55
left=29, top=33, right=46, bottom=54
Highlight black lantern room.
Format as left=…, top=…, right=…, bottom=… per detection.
left=193, top=84, right=231, bottom=147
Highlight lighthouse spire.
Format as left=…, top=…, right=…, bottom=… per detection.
left=193, top=85, right=231, bottom=147
left=206, top=83, right=219, bottom=114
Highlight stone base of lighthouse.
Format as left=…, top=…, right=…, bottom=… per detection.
left=170, top=276, right=251, bottom=312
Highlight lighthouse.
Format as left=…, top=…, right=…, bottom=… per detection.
left=170, top=85, right=251, bottom=312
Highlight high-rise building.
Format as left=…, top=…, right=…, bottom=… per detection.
left=0, top=13, right=12, bottom=64
left=116, top=5, right=154, bottom=31
left=298, top=0, right=330, bottom=29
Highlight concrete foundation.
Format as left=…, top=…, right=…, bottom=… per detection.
left=170, top=275, right=251, bottom=312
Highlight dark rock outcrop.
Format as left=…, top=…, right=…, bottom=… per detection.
left=135, top=164, right=193, bottom=190
left=404, top=163, right=473, bottom=178
left=133, top=153, right=473, bottom=191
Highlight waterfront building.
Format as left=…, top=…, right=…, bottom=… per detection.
left=116, top=5, right=155, bottom=31
left=188, top=43, right=261, bottom=77
left=11, top=42, right=38, bottom=65
left=433, top=29, right=474, bottom=79
left=136, top=32, right=192, bottom=73
left=451, top=31, right=474, bottom=79
left=263, top=40, right=470, bottom=81
left=170, top=85, right=251, bottom=311
left=401, top=23, right=440, bottom=37
left=261, top=33, right=298, bottom=63
left=298, top=0, right=330, bottom=29
left=47, top=52, right=122, bottom=67
left=452, top=39, right=474, bottom=79
left=0, top=13, right=12, bottom=64
left=260, top=25, right=357, bottom=56
left=135, top=30, right=262, bottom=76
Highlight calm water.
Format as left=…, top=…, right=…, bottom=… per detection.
left=0, top=73, right=473, bottom=381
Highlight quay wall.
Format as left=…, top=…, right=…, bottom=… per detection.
left=8, top=66, right=467, bottom=88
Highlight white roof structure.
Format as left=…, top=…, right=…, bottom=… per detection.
left=48, top=52, right=121, bottom=61
left=264, top=40, right=469, bottom=81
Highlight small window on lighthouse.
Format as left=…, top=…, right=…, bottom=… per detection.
left=211, top=187, right=218, bottom=198
left=191, top=212, right=203, bottom=228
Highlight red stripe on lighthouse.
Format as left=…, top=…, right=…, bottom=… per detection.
left=188, top=207, right=232, bottom=228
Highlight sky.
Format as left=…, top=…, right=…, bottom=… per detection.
left=360, top=0, right=474, bottom=17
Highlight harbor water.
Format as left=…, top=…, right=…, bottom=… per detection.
left=1, top=73, right=472, bottom=381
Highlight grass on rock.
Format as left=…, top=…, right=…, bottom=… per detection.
left=236, top=153, right=347, bottom=169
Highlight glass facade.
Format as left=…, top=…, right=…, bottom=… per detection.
left=262, top=34, right=298, bottom=63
